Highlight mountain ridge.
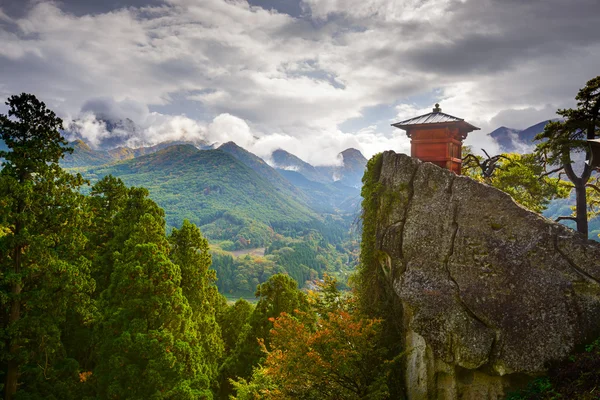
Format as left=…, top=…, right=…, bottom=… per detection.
left=80, top=144, right=319, bottom=248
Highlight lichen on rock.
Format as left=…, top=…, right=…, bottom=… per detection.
left=366, top=151, right=600, bottom=399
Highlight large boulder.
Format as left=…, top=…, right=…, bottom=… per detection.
left=371, top=151, right=600, bottom=399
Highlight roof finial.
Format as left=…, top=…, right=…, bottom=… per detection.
left=433, top=103, right=441, bottom=112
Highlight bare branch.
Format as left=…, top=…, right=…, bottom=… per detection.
left=539, top=166, right=564, bottom=178
left=555, top=216, right=577, bottom=222
left=586, top=183, right=600, bottom=193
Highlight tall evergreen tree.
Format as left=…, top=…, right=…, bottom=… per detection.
left=169, top=220, right=224, bottom=383
left=86, top=175, right=129, bottom=294
left=0, top=94, right=94, bottom=399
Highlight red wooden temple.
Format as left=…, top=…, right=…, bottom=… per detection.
left=392, top=104, right=480, bottom=174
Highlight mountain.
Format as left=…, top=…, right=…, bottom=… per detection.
left=81, top=144, right=318, bottom=248
left=266, top=147, right=366, bottom=211
left=489, top=126, right=524, bottom=153
left=271, top=149, right=330, bottom=183
left=277, top=169, right=360, bottom=213
left=519, top=120, right=553, bottom=143
left=61, top=139, right=202, bottom=168
left=271, top=147, right=367, bottom=188
left=490, top=120, right=553, bottom=153
left=218, top=141, right=307, bottom=203
left=316, top=148, right=367, bottom=188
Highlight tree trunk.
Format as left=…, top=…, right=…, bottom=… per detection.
left=575, top=181, right=589, bottom=237
left=564, top=162, right=590, bottom=237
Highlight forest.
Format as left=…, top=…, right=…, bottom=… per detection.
left=0, top=94, right=398, bottom=400
left=1, top=75, right=599, bottom=400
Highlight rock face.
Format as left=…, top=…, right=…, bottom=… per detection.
left=372, top=151, right=600, bottom=399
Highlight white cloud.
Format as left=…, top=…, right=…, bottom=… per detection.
left=207, top=113, right=255, bottom=148
left=65, top=113, right=113, bottom=148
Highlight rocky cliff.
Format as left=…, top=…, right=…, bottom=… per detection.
left=363, top=151, right=600, bottom=399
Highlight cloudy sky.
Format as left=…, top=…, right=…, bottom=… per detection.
left=1, top=0, right=599, bottom=165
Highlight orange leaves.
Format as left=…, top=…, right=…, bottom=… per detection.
left=79, top=371, right=92, bottom=383
left=257, top=308, right=385, bottom=398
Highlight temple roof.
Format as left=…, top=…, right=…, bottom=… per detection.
left=392, top=104, right=480, bottom=132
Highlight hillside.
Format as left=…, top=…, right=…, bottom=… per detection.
left=218, top=141, right=307, bottom=203
left=81, top=144, right=318, bottom=248
left=277, top=169, right=360, bottom=213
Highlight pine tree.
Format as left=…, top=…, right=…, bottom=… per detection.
left=169, top=220, right=224, bottom=383
left=0, top=94, right=94, bottom=399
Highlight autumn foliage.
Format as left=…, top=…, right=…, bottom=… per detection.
left=232, top=277, right=393, bottom=400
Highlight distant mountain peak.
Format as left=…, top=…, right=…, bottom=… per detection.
left=70, top=139, right=92, bottom=151
left=339, top=148, right=367, bottom=163
left=490, top=120, right=555, bottom=153
left=154, top=143, right=199, bottom=155
left=219, top=141, right=240, bottom=149
left=341, top=148, right=363, bottom=156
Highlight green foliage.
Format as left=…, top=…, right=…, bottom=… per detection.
left=210, top=229, right=358, bottom=296
left=79, top=177, right=224, bottom=399
left=353, top=153, right=407, bottom=398
left=0, top=93, right=94, bottom=399
left=462, top=151, right=570, bottom=213
left=169, top=220, right=224, bottom=382
left=211, top=251, right=285, bottom=296
left=505, top=377, right=558, bottom=400
left=355, top=152, right=387, bottom=315
left=217, top=299, right=254, bottom=354
left=535, top=76, right=600, bottom=166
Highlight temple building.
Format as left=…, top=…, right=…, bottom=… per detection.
left=392, top=104, right=480, bottom=174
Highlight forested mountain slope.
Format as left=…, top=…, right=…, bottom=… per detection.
left=217, top=141, right=307, bottom=203
left=80, top=144, right=318, bottom=248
